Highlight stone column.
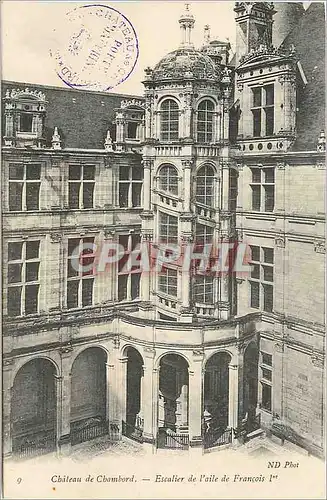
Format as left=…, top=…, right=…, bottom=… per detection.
left=140, top=349, right=156, bottom=446
left=118, top=355, right=128, bottom=429
left=57, top=349, right=72, bottom=455
left=142, top=159, right=151, bottom=211
left=188, top=356, right=203, bottom=453
left=228, top=361, right=239, bottom=442
left=3, top=360, right=13, bottom=457
left=182, top=159, right=192, bottom=213
left=272, top=341, right=284, bottom=421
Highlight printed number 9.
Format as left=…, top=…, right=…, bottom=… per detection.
left=17, top=478, right=22, bottom=484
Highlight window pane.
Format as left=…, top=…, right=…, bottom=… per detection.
left=20, top=113, right=33, bottom=132
left=67, top=259, right=79, bottom=278
left=26, top=240, right=40, bottom=260
left=119, top=183, right=129, bottom=207
left=251, top=263, right=260, bottom=279
left=119, top=165, right=130, bottom=180
left=251, top=185, right=261, bottom=211
left=265, top=107, right=274, bottom=136
left=252, top=109, right=261, bottom=137
left=8, top=242, right=23, bottom=261
left=132, top=167, right=143, bottom=180
left=67, top=280, right=79, bottom=309
left=251, top=168, right=261, bottom=183
left=9, top=182, right=23, bottom=211
left=7, top=286, right=22, bottom=316
left=265, top=84, right=274, bottom=106
left=83, top=183, right=94, bottom=208
left=264, top=185, right=274, bottom=212
left=262, top=352, right=272, bottom=366
left=131, top=273, right=140, bottom=300
left=127, top=122, right=138, bottom=139
left=26, top=262, right=40, bottom=282
left=83, top=165, right=95, bottom=180
left=82, top=278, right=93, bottom=306
left=25, top=284, right=39, bottom=314
left=68, top=238, right=80, bottom=257
left=132, top=183, right=142, bottom=207
left=250, top=246, right=260, bottom=262
left=9, top=164, right=24, bottom=180
left=250, top=281, right=260, bottom=308
left=8, top=263, right=22, bottom=284
left=69, top=183, right=80, bottom=209
left=263, top=248, right=274, bottom=264
left=264, top=168, right=274, bottom=183
left=252, top=87, right=262, bottom=107
left=69, top=165, right=81, bottom=180
left=263, top=265, right=273, bottom=282
left=26, top=183, right=40, bottom=211
left=263, top=284, right=273, bottom=312
left=26, top=164, right=41, bottom=180
left=118, top=274, right=128, bottom=301
left=262, top=367, right=272, bottom=381
left=261, top=383, right=272, bottom=411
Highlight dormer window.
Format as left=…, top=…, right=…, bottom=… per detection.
left=251, top=84, right=274, bottom=137
left=20, top=113, right=33, bottom=133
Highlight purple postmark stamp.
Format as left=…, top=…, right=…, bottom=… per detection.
left=50, top=4, right=139, bottom=92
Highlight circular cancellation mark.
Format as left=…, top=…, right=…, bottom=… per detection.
left=50, top=4, right=139, bottom=92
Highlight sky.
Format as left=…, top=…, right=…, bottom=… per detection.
left=1, top=1, right=312, bottom=96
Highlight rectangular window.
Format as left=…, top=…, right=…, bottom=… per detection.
left=67, top=237, right=95, bottom=309
left=117, top=233, right=141, bottom=301
left=20, top=113, right=33, bottom=132
left=158, top=267, right=178, bottom=297
left=7, top=240, right=40, bottom=316
left=127, top=122, right=138, bottom=139
left=250, top=167, right=275, bottom=212
left=68, top=164, right=95, bottom=209
left=261, top=383, right=272, bottom=412
left=249, top=246, right=274, bottom=312
left=159, top=212, right=178, bottom=244
left=251, top=84, right=274, bottom=137
left=195, top=223, right=214, bottom=246
left=9, top=163, right=41, bottom=211
left=119, top=165, right=143, bottom=208
left=194, top=275, right=214, bottom=304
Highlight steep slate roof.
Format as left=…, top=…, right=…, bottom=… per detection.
left=280, top=3, right=325, bottom=151
left=1, top=80, right=144, bottom=149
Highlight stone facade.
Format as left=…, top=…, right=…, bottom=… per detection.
left=2, top=2, right=325, bottom=459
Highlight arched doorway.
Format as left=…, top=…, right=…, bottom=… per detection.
left=70, top=347, right=108, bottom=445
left=157, top=354, right=189, bottom=449
left=11, top=358, right=57, bottom=458
left=203, top=352, right=232, bottom=448
left=123, top=347, right=144, bottom=441
left=243, top=342, right=259, bottom=431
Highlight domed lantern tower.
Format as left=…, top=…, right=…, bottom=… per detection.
left=141, top=4, right=235, bottom=323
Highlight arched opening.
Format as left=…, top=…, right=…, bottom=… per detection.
left=11, top=358, right=57, bottom=458
left=157, top=354, right=189, bottom=449
left=197, top=99, right=214, bottom=143
left=70, top=347, right=108, bottom=445
left=243, top=342, right=259, bottom=432
left=158, top=164, right=178, bottom=195
left=160, top=99, right=179, bottom=141
left=203, top=352, right=232, bottom=448
left=123, top=347, right=144, bottom=441
left=196, top=164, right=215, bottom=207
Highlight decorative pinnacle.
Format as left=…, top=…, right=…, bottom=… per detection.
left=179, top=3, right=195, bottom=47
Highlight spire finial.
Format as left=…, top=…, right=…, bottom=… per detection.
left=179, top=3, right=195, bottom=47
left=204, top=24, right=211, bottom=44
left=52, top=126, right=61, bottom=150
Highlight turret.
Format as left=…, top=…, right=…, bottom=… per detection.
left=234, top=2, right=276, bottom=65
